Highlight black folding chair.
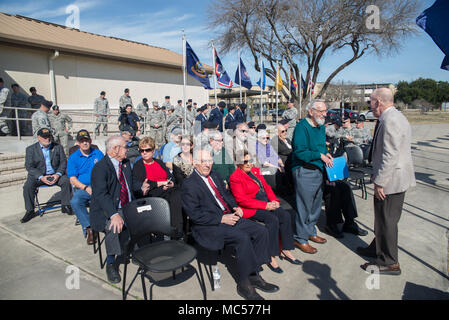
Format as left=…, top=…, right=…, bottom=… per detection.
left=121, top=197, right=207, bottom=300
left=345, top=145, right=371, bottom=200
left=34, top=185, right=62, bottom=216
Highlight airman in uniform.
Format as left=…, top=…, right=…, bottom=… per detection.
left=165, top=105, right=181, bottom=142
left=31, top=100, right=52, bottom=139
left=0, top=78, right=11, bottom=136
left=148, top=101, right=165, bottom=148
left=119, top=88, right=133, bottom=113
left=94, top=91, right=110, bottom=136
left=27, top=87, right=45, bottom=109
left=282, top=98, right=298, bottom=140
left=161, top=96, right=172, bottom=109
left=136, top=98, right=149, bottom=134
left=11, top=84, right=31, bottom=136
left=48, top=105, right=73, bottom=154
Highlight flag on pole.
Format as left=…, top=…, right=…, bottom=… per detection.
left=256, top=61, right=266, bottom=90
left=214, top=48, right=233, bottom=88
left=275, top=66, right=283, bottom=91
left=235, top=58, right=252, bottom=89
left=300, top=74, right=307, bottom=91
left=309, top=79, right=315, bottom=95
left=290, top=70, right=298, bottom=93
left=186, top=41, right=212, bottom=89
left=416, top=0, right=449, bottom=71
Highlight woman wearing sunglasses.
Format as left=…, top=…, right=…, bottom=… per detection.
left=131, top=137, right=184, bottom=238
left=229, top=151, right=301, bottom=274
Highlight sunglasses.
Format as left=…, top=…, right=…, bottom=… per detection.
left=250, top=127, right=256, bottom=129
left=280, top=130, right=286, bottom=133
left=139, top=148, right=154, bottom=153
left=261, top=137, right=269, bottom=140
left=243, top=159, right=255, bottom=164
left=239, top=130, right=248, bottom=133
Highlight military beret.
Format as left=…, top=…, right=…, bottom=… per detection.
left=256, top=123, right=267, bottom=132
left=279, top=119, right=289, bottom=126
left=247, top=121, right=256, bottom=128
left=124, top=88, right=129, bottom=93
left=188, top=99, right=193, bottom=103
left=177, top=100, right=182, bottom=104
left=165, top=96, right=170, bottom=99
left=289, top=98, right=295, bottom=103
left=52, top=105, right=59, bottom=111
left=100, top=91, right=106, bottom=95
left=143, top=98, right=148, bottom=103
left=37, top=128, right=52, bottom=138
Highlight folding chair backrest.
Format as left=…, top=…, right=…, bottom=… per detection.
left=122, top=197, right=174, bottom=239
left=345, top=145, right=364, bottom=167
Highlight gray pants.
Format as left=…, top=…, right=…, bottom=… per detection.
left=95, top=116, right=108, bottom=136
left=374, top=192, right=405, bottom=266
left=53, top=131, right=69, bottom=155
left=292, top=167, right=323, bottom=244
left=104, top=210, right=130, bottom=257
left=23, top=175, right=72, bottom=212
left=149, top=128, right=165, bottom=148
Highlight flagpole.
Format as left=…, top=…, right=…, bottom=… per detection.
left=299, top=69, right=302, bottom=119
left=238, top=49, right=242, bottom=105
left=275, top=61, right=279, bottom=127
left=182, top=29, right=187, bottom=134
left=212, top=40, right=218, bottom=108
left=259, top=56, right=263, bottom=125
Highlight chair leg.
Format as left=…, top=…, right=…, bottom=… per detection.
left=140, top=270, right=148, bottom=300
left=208, top=264, right=214, bottom=291
left=196, top=259, right=207, bottom=300
left=122, top=262, right=128, bottom=300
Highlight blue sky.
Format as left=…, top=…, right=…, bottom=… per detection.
left=1, top=0, right=447, bottom=86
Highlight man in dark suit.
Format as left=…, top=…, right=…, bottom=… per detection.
left=90, top=135, right=133, bottom=283
left=234, top=103, right=245, bottom=124
left=22, top=128, right=72, bottom=223
left=181, top=149, right=279, bottom=300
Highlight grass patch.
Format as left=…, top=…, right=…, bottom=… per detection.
left=403, top=110, right=449, bottom=124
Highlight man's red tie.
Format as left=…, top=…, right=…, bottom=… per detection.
left=207, top=175, right=231, bottom=214
left=119, top=163, right=129, bottom=206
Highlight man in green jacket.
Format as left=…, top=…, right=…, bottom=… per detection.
left=291, top=99, right=333, bottom=254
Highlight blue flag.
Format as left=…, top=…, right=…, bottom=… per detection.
left=214, top=48, right=233, bottom=88
left=301, top=74, right=307, bottom=91
left=256, top=61, right=266, bottom=90
left=186, top=41, right=212, bottom=89
left=416, top=0, right=449, bottom=71
left=235, top=58, right=252, bottom=90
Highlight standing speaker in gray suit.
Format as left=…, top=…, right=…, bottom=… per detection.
left=360, top=88, right=416, bottom=275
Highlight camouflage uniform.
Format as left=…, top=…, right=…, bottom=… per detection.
left=165, top=108, right=182, bottom=142
left=0, top=86, right=11, bottom=135
left=135, top=102, right=149, bottom=133
left=31, top=109, right=51, bottom=138
left=48, top=112, right=73, bottom=154
left=148, top=104, right=165, bottom=148
left=94, top=97, right=109, bottom=136
left=27, top=94, right=45, bottom=109
left=185, top=108, right=195, bottom=135
left=119, top=95, right=133, bottom=112
left=282, top=106, right=298, bottom=140
left=161, top=101, right=172, bottom=109
left=350, top=127, right=372, bottom=146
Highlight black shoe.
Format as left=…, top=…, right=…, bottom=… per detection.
left=325, top=224, right=344, bottom=239
left=237, top=284, right=264, bottom=300
left=106, top=263, right=121, bottom=284
left=343, top=223, right=368, bottom=236
left=249, top=275, right=279, bottom=293
left=267, top=263, right=283, bottom=274
left=279, top=253, right=302, bottom=265
left=61, top=205, right=74, bottom=215
left=356, top=246, right=377, bottom=258
left=20, top=210, right=37, bottom=223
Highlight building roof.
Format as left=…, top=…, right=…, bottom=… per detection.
left=0, top=12, right=211, bottom=71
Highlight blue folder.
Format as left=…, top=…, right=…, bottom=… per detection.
left=325, top=156, right=349, bottom=182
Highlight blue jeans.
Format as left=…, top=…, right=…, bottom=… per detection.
left=292, top=167, right=323, bottom=244
left=70, top=189, right=91, bottom=236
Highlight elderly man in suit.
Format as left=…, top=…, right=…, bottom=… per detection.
left=359, top=88, right=416, bottom=275
left=181, top=149, right=279, bottom=300
left=22, top=128, right=73, bottom=223
left=90, top=135, right=133, bottom=284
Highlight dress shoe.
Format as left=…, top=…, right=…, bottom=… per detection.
left=237, top=284, right=264, bottom=300
left=294, top=240, right=318, bottom=254
left=106, top=263, right=121, bottom=283
left=86, top=228, right=95, bottom=245
left=279, top=253, right=302, bottom=265
left=308, top=235, right=327, bottom=244
left=61, top=205, right=74, bottom=215
left=325, top=224, right=344, bottom=239
left=20, top=210, right=37, bottom=223
left=267, top=263, right=283, bottom=274
left=343, top=223, right=368, bottom=236
left=249, top=275, right=279, bottom=293
left=356, top=246, right=377, bottom=258
left=361, top=262, right=401, bottom=275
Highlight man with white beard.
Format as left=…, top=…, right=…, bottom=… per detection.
left=291, top=99, right=333, bottom=254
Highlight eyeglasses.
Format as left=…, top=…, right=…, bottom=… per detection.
left=313, top=109, right=327, bottom=114
left=280, top=130, right=286, bottom=133
left=139, top=148, right=154, bottom=153
left=261, top=137, right=269, bottom=140
left=250, top=127, right=256, bottom=129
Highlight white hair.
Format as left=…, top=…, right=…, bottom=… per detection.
left=305, top=99, right=327, bottom=112
left=193, top=147, right=213, bottom=162
left=106, top=135, right=124, bottom=152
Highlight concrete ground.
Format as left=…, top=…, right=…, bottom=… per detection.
left=0, top=123, right=448, bottom=300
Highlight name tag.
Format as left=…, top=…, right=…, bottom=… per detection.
left=137, top=205, right=152, bottom=213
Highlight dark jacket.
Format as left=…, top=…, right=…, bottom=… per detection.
left=131, top=158, right=176, bottom=198
left=90, top=156, right=134, bottom=232
left=271, top=136, right=292, bottom=165
left=181, top=169, right=238, bottom=250
left=209, top=107, right=224, bottom=131
left=224, top=112, right=237, bottom=130
left=25, top=142, right=67, bottom=180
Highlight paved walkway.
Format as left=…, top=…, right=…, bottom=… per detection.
left=0, top=123, right=448, bottom=300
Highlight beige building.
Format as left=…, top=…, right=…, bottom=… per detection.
left=0, top=13, right=210, bottom=112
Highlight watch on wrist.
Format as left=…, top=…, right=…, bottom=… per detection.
left=84, top=185, right=88, bottom=191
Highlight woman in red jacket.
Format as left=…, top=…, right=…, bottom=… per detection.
left=229, top=151, right=301, bottom=273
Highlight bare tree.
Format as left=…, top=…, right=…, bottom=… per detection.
left=323, top=80, right=365, bottom=110
left=208, top=0, right=419, bottom=101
